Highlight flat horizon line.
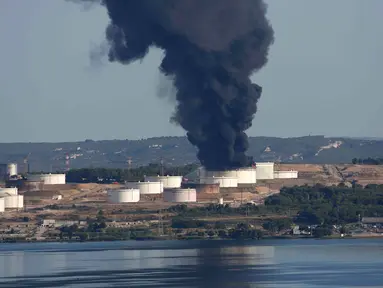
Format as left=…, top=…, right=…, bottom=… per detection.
left=0, top=135, right=382, bottom=144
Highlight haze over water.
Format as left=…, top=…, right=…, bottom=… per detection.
left=0, top=239, right=382, bottom=288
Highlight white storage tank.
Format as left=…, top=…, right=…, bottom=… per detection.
left=200, top=176, right=238, bottom=188
left=27, top=174, right=66, bottom=185
left=0, top=198, right=4, bottom=212
left=4, top=195, right=24, bottom=209
left=7, top=163, right=18, bottom=176
left=163, top=188, right=197, bottom=203
left=237, top=168, right=257, bottom=184
left=107, top=189, right=140, bottom=203
left=255, top=162, right=275, bottom=180
left=41, top=174, right=66, bottom=185
left=200, top=169, right=238, bottom=178
left=126, top=181, right=163, bottom=194
left=144, top=175, right=182, bottom=189
left=274, top=170, right=298, bottom=179
left=0, top=187, right=18, bottom=196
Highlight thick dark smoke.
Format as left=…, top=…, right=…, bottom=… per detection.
left=70, top=0, right=274, bottom=171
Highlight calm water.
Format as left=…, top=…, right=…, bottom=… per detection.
left=0, top=239, right=382, bottom=288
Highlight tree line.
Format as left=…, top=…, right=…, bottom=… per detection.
left=167, top=183, right=383, bottom=227
left=65, top=163, right=198, bottom=183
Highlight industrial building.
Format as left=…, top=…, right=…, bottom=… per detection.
left=144, top=175, right=182, bottom=189
left=163, top=188, right=197, bottom=203
left=126, top=181, right=163, bottom=194
left=0, top=187, right=24, bottom=210
left=107, top=189, right=140, bottom=203
left=27, top=173, right=66, bottom=185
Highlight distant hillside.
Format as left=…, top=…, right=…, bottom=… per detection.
left=1, top=135, right=383, bottom=172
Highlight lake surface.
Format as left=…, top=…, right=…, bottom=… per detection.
left=0, top=239, right=382, bottom=287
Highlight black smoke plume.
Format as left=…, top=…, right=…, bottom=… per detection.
left=70, top=0, right=274, bottom=171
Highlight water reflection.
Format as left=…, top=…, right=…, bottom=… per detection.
left=194, top=245, right=275, bottom=288
left=0, top=240, right=382, bottom=287
left=0, top=251, right=67, bottom=278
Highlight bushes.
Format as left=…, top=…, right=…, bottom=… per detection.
left=171, top=218, right=207, bottom=229
left=265, top=185, right=383, bottom=225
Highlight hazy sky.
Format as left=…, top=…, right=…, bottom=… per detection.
left=0, top=0, right=382, bottom=143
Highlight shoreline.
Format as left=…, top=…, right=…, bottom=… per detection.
left=2, top=234, right=383, bottom=244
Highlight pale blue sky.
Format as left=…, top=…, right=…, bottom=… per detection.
left=0, top=0, right=382, bottom=143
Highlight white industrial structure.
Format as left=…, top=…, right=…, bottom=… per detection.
left=200, top=176, right=238, bottom=187
left=274, top=170, right=298, bottom=179
left=107, top=189, right=140, bottom=203
left=163, top=188, right=197, bottom=203
left=199, top=169, right=238, bottom=178
left=236, top=168, right=257, bottom=184
left=27, top=173, right=66, bottom=185
left=255, top=162, right=275, bottom=180
left=0, top=187, right=18, bottom=196
left=126, top=181, right=163, bottom=194
left=144, top=175, right=182, bottom=189
left=194, top=162, right=299, bottom=184
left=0, top=198, right=4, bottom=212
left=7, top=163, right=18, bottom=176
left=4, top=195, right=24, bottom=209
left=0, top=187, right=24, bottom=210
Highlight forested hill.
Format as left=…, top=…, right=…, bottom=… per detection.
left=1, top=135, right=383, bottom=172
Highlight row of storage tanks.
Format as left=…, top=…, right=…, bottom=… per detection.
left=106, top=163, right=298, bottom=204
left=198, top=162, right=298, bottom=188
left=107, top=175, right=196, bottom=204
left=0, top=187, right=24, bottom=212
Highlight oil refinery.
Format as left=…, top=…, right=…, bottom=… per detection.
left=0, top=160, right=298, bottom=207
left=102, top=162, right=298, bottom=204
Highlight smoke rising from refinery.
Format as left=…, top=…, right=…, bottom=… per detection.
left=69, top=0, right=274, bottom=171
